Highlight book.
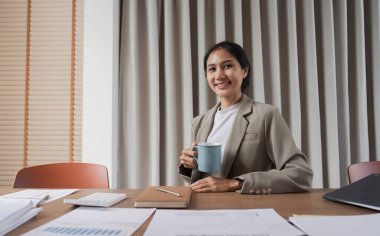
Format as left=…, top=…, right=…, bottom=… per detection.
left=135, top=186, right=192, bottom=208
left=323, top=173, right=380, bottom=211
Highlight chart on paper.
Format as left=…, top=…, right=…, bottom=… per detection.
left=41, top=227, right=123, bottom=235
left=23, top=207, right=156, bottom=236
left=144, top=209, right=303, bottom=236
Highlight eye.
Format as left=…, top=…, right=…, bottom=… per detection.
left=208, top=67, right=216, bottom=72
left=223, top=63, right=233, bottom=69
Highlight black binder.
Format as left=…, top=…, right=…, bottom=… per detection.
left=323, top=173, right=380, bottom=211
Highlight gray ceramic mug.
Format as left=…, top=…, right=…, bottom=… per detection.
left=193, top=142, right=222, bottom=173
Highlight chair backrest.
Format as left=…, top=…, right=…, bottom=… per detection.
left=13, top=163, right=109, bottom=189
left=347, top=161, right=380, bottom=184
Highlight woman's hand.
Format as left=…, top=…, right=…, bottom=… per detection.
left=190, top=176, right=243, bottom=192
left=179, top=146, right=197, bottom=169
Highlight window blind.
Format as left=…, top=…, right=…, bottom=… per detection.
left=0, top=0, right=83, bottom=187
left=0, top=0, right=27, bottom=187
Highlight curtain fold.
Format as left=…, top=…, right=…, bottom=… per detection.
left=367, top=0, right=380, bottom=164
left=334, top=0, right=351, bottom=185
left=316, top=0, right=340, bottom=186
left=349, top=0, right=370, bottom=165
left=119, top=0, right=380, bottom=189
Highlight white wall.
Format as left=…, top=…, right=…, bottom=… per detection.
left=82, top=0, right=120, bottom=188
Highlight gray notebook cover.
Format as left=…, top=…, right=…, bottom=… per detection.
left=323, top=174, right=380, bottom=211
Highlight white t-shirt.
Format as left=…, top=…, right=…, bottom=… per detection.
left=207, top=102, right=241, bottom=174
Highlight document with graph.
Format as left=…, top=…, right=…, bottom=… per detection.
left=144, top=209, right=303, bottom=236
left=23, top=207, right=156, bottom=236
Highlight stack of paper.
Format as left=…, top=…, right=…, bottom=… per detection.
left=1, top=190, right=49, bottom=207
left=0, top=198, right=42, bottom=235
left=0, top=189, right=78, bottom=207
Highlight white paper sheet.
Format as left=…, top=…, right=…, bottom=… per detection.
left=0, top=198, right=32, bottom=224
left=289, top=213, right=380, bottom=236
left=1, top=189, right=78, bottom=206
left=144, top=209, right=303, bottom=236
left=23, top=207, right=156, bottom=236
left=0, top=198, right=42, bottom=235
left=0, top=207, right=42, bottom=235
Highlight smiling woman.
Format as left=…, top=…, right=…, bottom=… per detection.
left=205, top=48, right=248, bottom=109
left=178, top=41, right=313, bottom=194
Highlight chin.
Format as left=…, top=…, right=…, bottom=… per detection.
left=215, top=91, right=230, bottom=98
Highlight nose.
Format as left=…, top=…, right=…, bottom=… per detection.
left=215, top=67, right=226, bottom=80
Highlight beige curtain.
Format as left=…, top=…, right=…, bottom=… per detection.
left=119, top=0, right=380, bottom=188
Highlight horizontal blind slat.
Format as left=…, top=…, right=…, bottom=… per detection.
left=0, top=0, right=83, bottom=187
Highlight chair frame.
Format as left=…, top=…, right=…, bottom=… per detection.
left=347, top=161, right=380, bottom=184
left=13, top=162, right=109, bottom=189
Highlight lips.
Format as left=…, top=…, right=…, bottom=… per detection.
left=215, top=81, right=231, bottom=89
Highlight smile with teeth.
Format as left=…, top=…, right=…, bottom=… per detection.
left=215, top=81, right=231, bottom=89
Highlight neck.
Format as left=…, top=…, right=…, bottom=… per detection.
left=220, top=93, right=242, bottom=110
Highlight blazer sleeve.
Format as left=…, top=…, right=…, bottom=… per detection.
left=235, top=108, right=313, bottom=194
left=178, top=116, right=202, bottom=184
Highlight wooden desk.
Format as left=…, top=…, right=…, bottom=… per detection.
left=1, top=189, right=376, bottom=235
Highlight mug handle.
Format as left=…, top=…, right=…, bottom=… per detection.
left=192, top=146, right=199, bottom=164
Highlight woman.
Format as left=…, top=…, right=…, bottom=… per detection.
left=178, top=41, right=313, bottom=194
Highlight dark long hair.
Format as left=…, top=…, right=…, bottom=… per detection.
left=203, top=41, right=251, bottom=92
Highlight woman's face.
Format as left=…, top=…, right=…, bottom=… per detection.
left=206, top=48, right=248, bottom=102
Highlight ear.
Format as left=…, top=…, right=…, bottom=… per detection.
left=243, top=67, right=249, bottom=79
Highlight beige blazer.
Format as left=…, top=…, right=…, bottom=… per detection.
left=179, top=94, right=313, bottom=194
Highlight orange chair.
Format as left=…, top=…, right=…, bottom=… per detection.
left=347, top=161, right=380, bottom=184
left=13, top=163, right=109, bottom=189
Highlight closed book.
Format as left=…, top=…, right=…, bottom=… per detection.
left=135, top=186, right=192, bottom=208
left=323, top=173, right=380, bottom=211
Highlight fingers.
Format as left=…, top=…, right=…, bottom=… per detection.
left=179, top=148, right=197, bottom=169
left=190, top=177, right=241, bottom=192
left=179, top=142, right=198, bottom=169
left=191, top=177, right=217, bottom=193
left=182, top=148, right=196, bottom=157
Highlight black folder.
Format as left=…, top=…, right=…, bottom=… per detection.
left=323, top=174, right=380, bottom=211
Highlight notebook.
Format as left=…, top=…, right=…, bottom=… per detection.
left=135, top=186, right=192, bottom=208
left=323, top=173, right=380, bottom=211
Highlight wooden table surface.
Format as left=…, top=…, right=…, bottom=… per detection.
left=1, top=188, right=376, bottom=235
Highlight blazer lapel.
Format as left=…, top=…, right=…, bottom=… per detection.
left=221, top=94, right=253, bottom=178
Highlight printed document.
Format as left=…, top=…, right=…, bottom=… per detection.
left=1, top=189, right=78, bottom=206
left=23, top=207, right=156, bottom=236
left=289, top=213, right=380, bottom=236
left=144, top=209, right=303, bottom=236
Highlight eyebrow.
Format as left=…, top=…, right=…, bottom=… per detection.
left=207, top=59, right=234, bottom=68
